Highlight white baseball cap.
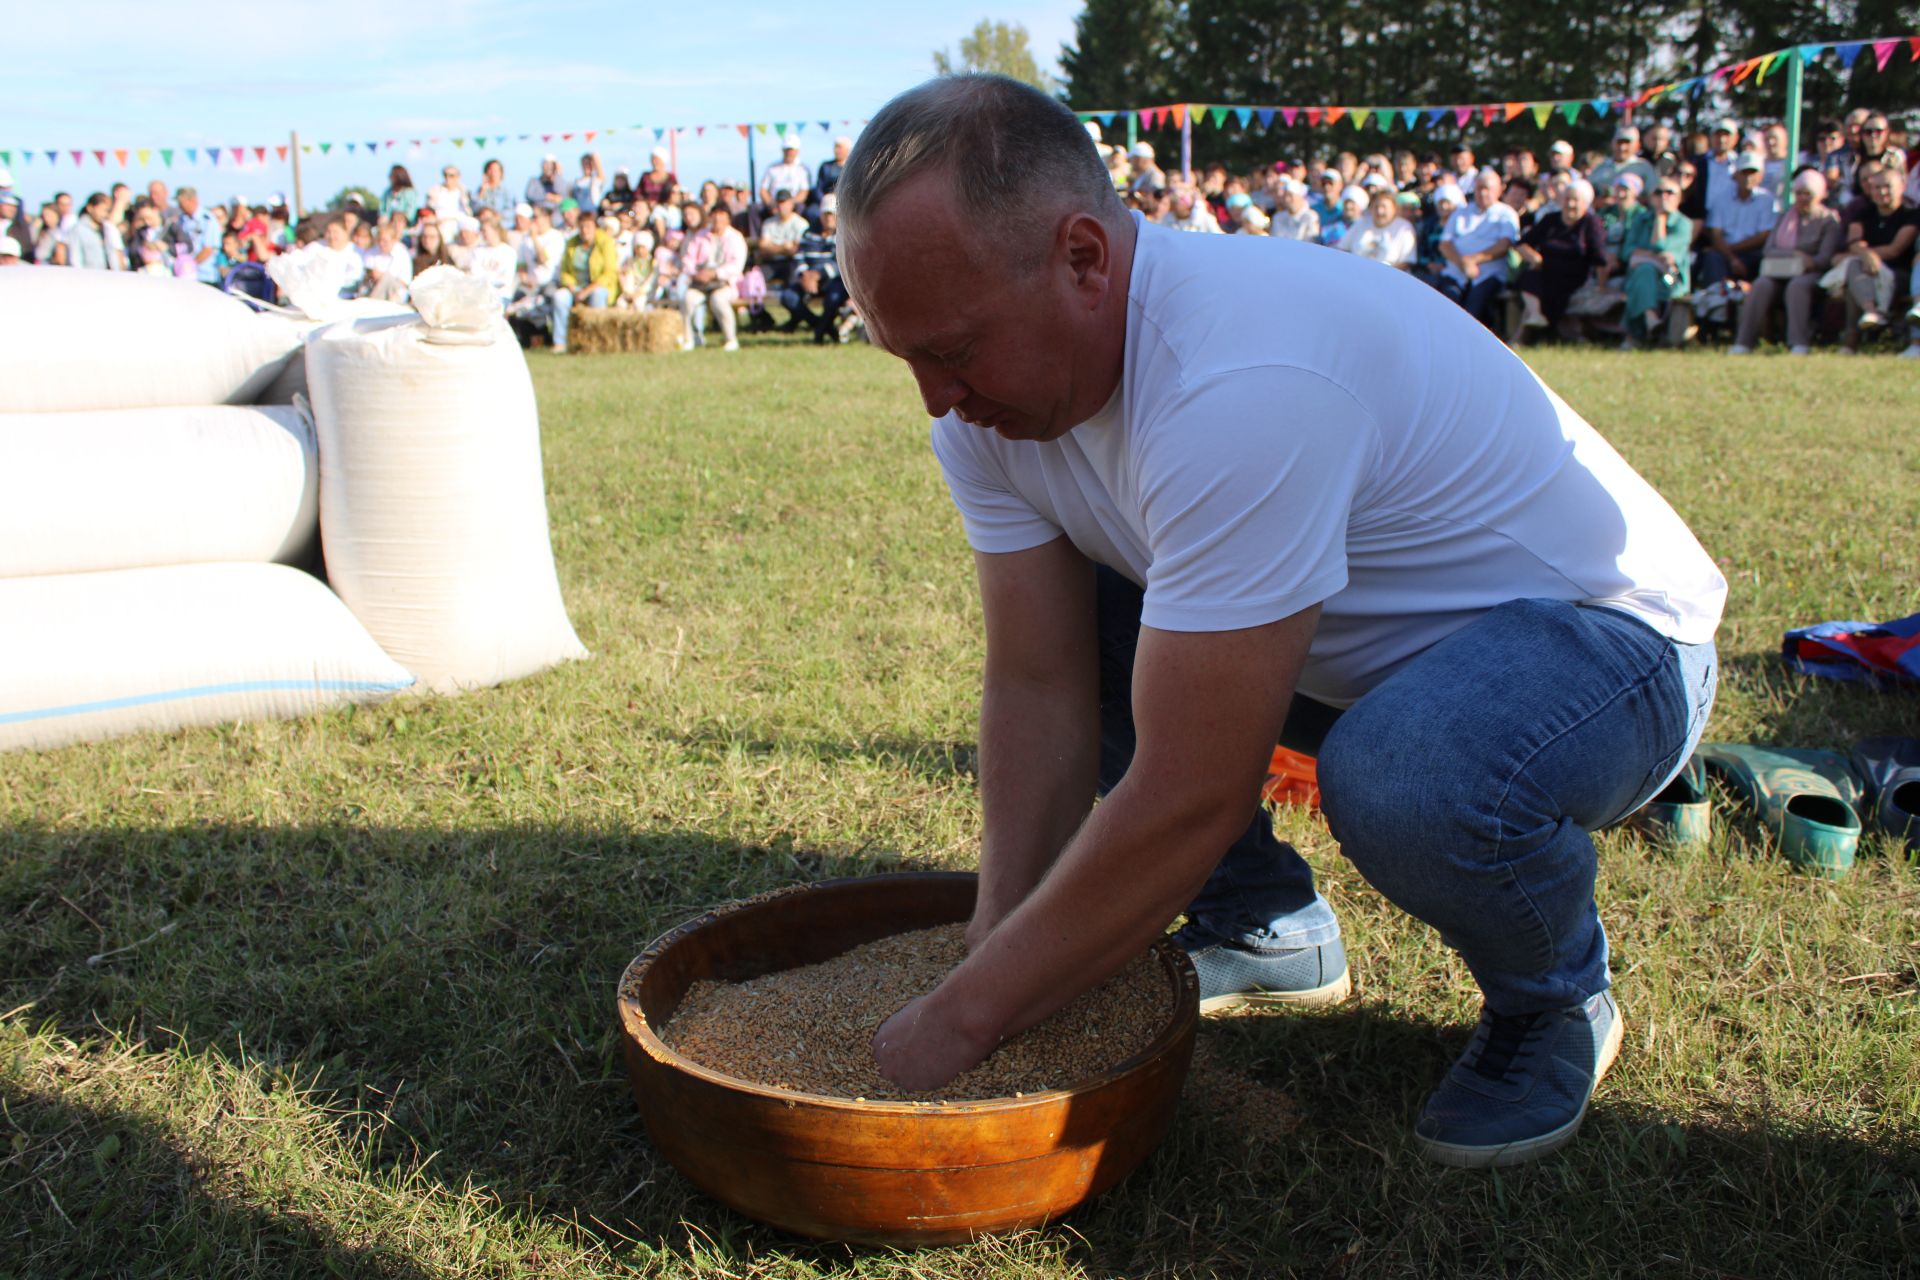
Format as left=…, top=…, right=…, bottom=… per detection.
left=1735, top=151, right=1765, bottom=173
left=0, top=168, right=12, bottom=188
left=834, top=135, right=853, bottom=148
left=1550, top=140, right=1574, bottom=155
left=0, top=235, right=21, bottom=257
left=820, top=193, right=837, bottom=213
left=782, top=137, right=801, bottom=153
left=1130, top=141, right=1155, bottom=159
left=1435, top=182, right=1465, bottom=205
left=651, top=146, right=668, bottom=161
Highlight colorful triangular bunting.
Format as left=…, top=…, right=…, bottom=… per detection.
left=1872, top=38, right=1898, bottom=70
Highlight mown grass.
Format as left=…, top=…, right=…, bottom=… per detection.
left=2, top=339, right=1917, bottom=1279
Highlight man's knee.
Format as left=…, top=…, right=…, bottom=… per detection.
left=1318, top=706, right=1489, bottom=874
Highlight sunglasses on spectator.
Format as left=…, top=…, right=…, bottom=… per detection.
left=1654, top=187, right=1680, bottom=196
left=1862, top=126, right=1888, bottom=134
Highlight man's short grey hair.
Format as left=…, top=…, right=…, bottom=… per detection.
left=836, top=73, right=1127, bottom=273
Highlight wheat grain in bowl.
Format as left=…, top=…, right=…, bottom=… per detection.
left=656, top=923, right=1172, bottom=1101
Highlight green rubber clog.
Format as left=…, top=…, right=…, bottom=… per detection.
left=1695, top=744, right=1864, bottom=879
left=1635, top=757, right=1712, bottom=849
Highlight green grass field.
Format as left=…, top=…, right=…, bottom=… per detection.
left=3, top=341, right=1917, bottom=1279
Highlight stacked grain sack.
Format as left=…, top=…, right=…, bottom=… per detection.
left=0, top=266, right=586, bottom=751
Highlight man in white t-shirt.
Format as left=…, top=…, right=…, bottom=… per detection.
left=1440, top=168, right=1522, bottom=328
left=839, top=75, right=1724, bottom=1169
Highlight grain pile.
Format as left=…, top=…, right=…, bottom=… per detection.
left=566, top=307, right=685, bottom=354
left=657, top=924, right=1173, bottom=1101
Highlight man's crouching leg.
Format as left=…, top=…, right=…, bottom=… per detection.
left=1093, top=566, right=1348, bottom=1012
left=1317, top=598, right=1715, bottom=1167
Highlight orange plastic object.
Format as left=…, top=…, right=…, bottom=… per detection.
left=1262, top=745, right=1321, bottom=811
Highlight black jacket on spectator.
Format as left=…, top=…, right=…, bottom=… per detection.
left=1518, top=210, right=1608, bottom=322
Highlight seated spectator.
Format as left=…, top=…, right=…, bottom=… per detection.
left=1318, top=185, right=1367, bottom=246
left=757, top=188, right=810, bottom=291
left=412, top=218, right=456, bottom=276
left=779, top=194, right=846, bottom=342
left=1448, top=143, right=1477, bottom=184
left=426, top=166, right=471, bottom=223
left=1338, top=189, right=1416, bottom=268
left=601, top=169, right=636, bottom=217
left=1848, top=113, right=1895, bottom=202
left=1840, top=165, right=1919, bottom=347
left=552, top=208, right=620, bottom=353
left=473, top=159, right=516, bottom=223
left=32, top=202, right=66, bottom=265
left=128, top=202, right=170, bottom=276
left=1732, top=168, right=1844, bottom=355
left=572, top=152, right=606, bottom=212
left=0, top=235, right=21, bottom=266
left=213, top=229, right=246, bottom=274
left=1641, top=122, right=1681, bottom=178
left=557, top=198, right=581, bottom=235
left=1438, top=168, right=1520, bottom=329
left=1590, top=127, right=1656, bottom=198
left=616, top=219, right=657, bottom=309
left=381, top=166, right=422, bottom=222
left=1311, top=168, right=1343, bottom=219
left=314, top=214, right=365, bottom=297
left=1167, top=187, right=1222, bottom=233
left=762, top=140, right=811, bottom=213
left=1696, top=153, right=1775, bottom=292
left=1620, top=178, right=1692, bottom=348
left=641, top=149, right=677, bottom=205
left=679, top=203, right=748, bottom=352
left=812, top=135, right=852, bottom=222
left=0, top=191, right=27, bottom=257
left=1127, top=142, right=1166, bottom=195
left=526, top=155, right=566, bottom=214
left=447, top=216, right=482, bottom=271
left=509, top=205, right=566, bottom=325
left=1270, top=178, right=1319, bottom=242
left=67, top=192, right=114, bottom=270
left=1413, top=182, right=1461, bottom=283
left=1515, top=178, right=1606, bottom=332
left=470, top=218, right=517, bottom=307
left=1237, top=206, right=1271, bottom=235
left=1506, top=174, right=1545, bottom=229
left=1106, top=145, right=1132, bottom=191
left=229, top=200, right=271, bottom=262
left=1600, top=174, right=1642, bottom=278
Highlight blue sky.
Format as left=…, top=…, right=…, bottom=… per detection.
left=7, top=2, right=1086, bottom=209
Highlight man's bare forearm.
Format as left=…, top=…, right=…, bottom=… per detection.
left=973, top=671, right=1098, bottom=932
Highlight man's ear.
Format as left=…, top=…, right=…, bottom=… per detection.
left=1062, top=213, right=1111, bottom=305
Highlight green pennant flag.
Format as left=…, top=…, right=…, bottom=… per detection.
left=1207, top=105, right=1227, bottom=128
left=1558, top=101, right=1581, bottom=124
left=1531, top=104, right=1553, bottom=128
left=774, top=121, right=788, bottom=136
left=473, top=137, right=486, bottom=148
left=160, top=148, right=173, bottom=166
left=0, top=150, right=8, bottom=167
left=1077, top=112, right=1094, bottom=122
left=319, top=142, right=332, bottom=154
left=1349, top=107, right=1373, bottom=129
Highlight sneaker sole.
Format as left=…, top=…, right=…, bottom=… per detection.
left=1198, top=968, right=1351, bottom=1015
left=1415, top=1005, right=1625, bottom=1168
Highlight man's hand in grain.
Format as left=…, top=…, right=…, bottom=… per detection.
left=872, top=991, right=995, bottom=1092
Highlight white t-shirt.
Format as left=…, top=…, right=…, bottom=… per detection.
left=1441, top=202, right=1522, bottom=284
left=471, top=242, right=516, bottom=300
left=519, top=228, right=566, bottom=287
left=1338, top=218, right=1417, bottom=267
left=930, top=213, right=1725, bottom=708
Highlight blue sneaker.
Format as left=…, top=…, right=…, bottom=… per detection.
left=1415, top=990, right=1623, bottom=1167
left=1176, top=926, right=1351, bottom=1014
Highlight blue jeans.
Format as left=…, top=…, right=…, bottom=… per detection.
left=550, top=285, right=608, bottom=349
left=1096, top=570, right=1717, bottom=1015
left=1430, top=272, right=1507, bottom=331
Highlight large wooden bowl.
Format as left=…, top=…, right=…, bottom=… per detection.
left=616, top=871, right=1199, bottom=1244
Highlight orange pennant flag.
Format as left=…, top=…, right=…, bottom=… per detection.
left=1171, top=103, right=1189, bottom=128
left=1504, top=102, right=1527, bottom=122
left=1325, top=106, right=1347, bottom=126
left=113, top=149, right=128, bottom=166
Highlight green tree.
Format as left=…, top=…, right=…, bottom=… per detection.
left=933, top=19, right=1060, bottom=92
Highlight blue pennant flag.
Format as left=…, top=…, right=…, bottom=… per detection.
left=1835, top=41, right=1864, bottom=67
left=1797, top=44, right=1827, bottom=62
left=1688, top=77, right=1708, bottom=97
left=1424, top=107, right=1448, bottom=127
left=1233, top=107, right=1252, bottom=128
left=1588, top=98, right=1611, bottom=118
left=1402, top=107, right=1422, bottom=130
left=1255, top=107, right=1276, bottom=129
left=1099, top=112, right=1117, bottom=127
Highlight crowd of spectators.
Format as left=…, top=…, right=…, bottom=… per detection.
left=0, top=135, right=857, bottom=353
left=4, top=108, right=1915, bottom=357
left=1100, top=106, right=1920, bottom=356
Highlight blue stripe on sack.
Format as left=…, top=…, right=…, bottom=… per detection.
left=0, top=678, right=418, bottom=726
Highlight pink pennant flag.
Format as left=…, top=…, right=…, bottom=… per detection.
left=253, top=147, right=266, bottom=162
left=561, top=132, right=573, bottom=140
left=696, top=126, right=706, bottom=137
left=1872, top=39, right=1897, bottom=70
left=1453, top=106, right=1472, bottom=128
left=92, top=149, right=105, bottom=165
left=1280, top=107, right=1299, bottom=127
left=1137, top=108, right=1152, bottom=131
left=228, top=147, right=243, bottom=162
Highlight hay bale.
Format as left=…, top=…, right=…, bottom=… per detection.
left=566, top=307, right=685, bottom=355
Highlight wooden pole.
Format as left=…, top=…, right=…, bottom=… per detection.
left=290, top=130, right=304, bottom=218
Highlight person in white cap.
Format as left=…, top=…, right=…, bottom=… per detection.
left=1166, top=186, right=1221, bottom=234
left=1270, top=178, right=1319, bottom=242
left=762, top=138, right=811, bottom=215
left=1126, top=141, right=1165, bottom=195
left=641, top=147, right=677, bottom=204
left=526, top=155, right=566, bottom=214
left=811, top=135, right=854, bottom=226
left=1697, top=151, right=1774, bottom=290
left=0, top=235, right=23, bottom=266
left=0, top=190, right=28, bottom=258
left=1547, top=140, right=1576, bottom=176
left=1589, top=126, right=1655, bottom=200
left=1317, top=183, right=1369, bottom=246
left=426, top=164, right=472, bottom=223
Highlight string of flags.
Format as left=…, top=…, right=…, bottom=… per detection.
left=1074, top=33, right=1920, bottom=136
left=0, top=117, right=866, bottom=172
